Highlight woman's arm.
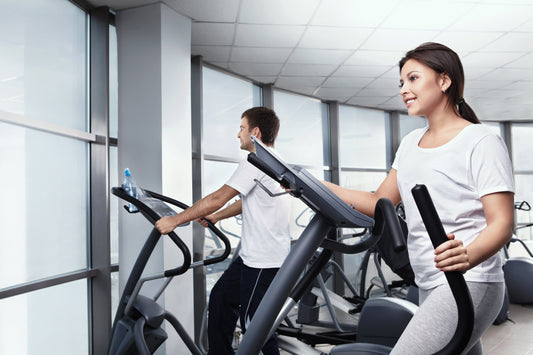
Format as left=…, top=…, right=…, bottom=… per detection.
left=434, top=191, right=514, bottom=272
left=322, top=169, right=402, bottom=217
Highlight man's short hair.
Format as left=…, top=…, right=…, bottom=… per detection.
left=241, top=107, right=280, bottom=146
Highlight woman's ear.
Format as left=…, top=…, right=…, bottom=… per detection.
left=441, top=73, right=452, bottom=93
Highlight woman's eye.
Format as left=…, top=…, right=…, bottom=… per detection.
left=409, top=75, right=417, bottom=81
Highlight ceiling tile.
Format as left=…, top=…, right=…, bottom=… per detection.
left=506, top=53, right=533, bottom=69
left=380, top=1, right=473, bottom=30
left=191, top=45, right=231, bottom=62
left=346, top=96, right=392, bottom=107
left=227, top=62, right=284, bottom=76
left=311, top=0, right=398, bottom=27
left=345, top=50, right=404, bottom=66
left=449, top=3, right=533, bottom=31
left=281, top=63, right=338, bottom=76
left=287, top=48, right=352, bottom=65
left=479, top=68, right=533, bottom=81
left=230, top=47, right=292, bottom=63
left=276, top=76, right=325, bottom=87
left=239, top=0, right=320, bottom=25
left=234, top=24, right=305, bottom=47
left=322, top=76, right=374, bottom=88
left=247, top=75, right=278, bottom=84
left=360, top=29, right=440, bottom=51
left=299, top=26, right=374, bottom=50
left=431, top=31, right=505, bottom=55
left=315, top=87, right=358, bottom=101
left=191, top=23, right=235, bottom=46
left=481, top=32, right=533, bottom=52
left=334, top=65, right=392, bottom=77
left=461, top=52, right=525, bottom=68
left=167, top=0, right=240, bottom=22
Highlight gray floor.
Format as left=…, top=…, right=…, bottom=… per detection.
left=279, top=301, right=533, bottom=354
left=482, top=303, right=533, bottom=354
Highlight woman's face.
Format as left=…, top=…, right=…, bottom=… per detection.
left=399, top=59, right=448, bottom=118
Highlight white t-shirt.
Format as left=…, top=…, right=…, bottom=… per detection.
left=392, top=124, right=514, bottom=290
left=225, top=149, right=291, bottom=268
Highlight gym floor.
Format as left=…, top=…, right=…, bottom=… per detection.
left=279, top=302, right=533, bottom=354
left=482, top=303, right=533, bottom=354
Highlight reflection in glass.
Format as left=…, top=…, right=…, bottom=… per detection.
left=0, top=279, right=88, bottom=355
left=0, top=123, right=88, bottom=288
left=274, top=91, right=326, bottom=166
left=339, top=106, right=387, bottom=169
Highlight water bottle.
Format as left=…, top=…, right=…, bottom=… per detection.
left=122, top=168, right=138, bottom=212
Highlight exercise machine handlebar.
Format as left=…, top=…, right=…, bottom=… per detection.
left=411, top=184, right=475, bottom=355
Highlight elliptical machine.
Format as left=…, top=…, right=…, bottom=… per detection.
left=108, top=188, right=231, bottom=355
left=237, top=136, right=474, bottom=355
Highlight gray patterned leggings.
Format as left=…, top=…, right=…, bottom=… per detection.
left=391, top=281, right=504, bottom=355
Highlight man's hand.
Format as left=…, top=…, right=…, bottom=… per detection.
left=155, top=216, right=179, bottom=235
left=196, top=215, right=217, bottom=228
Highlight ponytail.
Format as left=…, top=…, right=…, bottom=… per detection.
left=457, top=98, right=480, bottom=124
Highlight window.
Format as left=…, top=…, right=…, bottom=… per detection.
left=512, top=123, right=533, bottom=240
left=274, top=90, right=327, bottom=167
left=0, top=1, right=91, bottom=354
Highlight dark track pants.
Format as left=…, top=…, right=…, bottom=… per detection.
left=207, top=257, right=279, bottom=355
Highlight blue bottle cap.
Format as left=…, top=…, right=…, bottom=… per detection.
left=125, top=168, right=131, bottom=177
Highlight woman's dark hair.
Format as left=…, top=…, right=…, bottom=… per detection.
left=241, top=106, right=280, bottom=145
left=399, top=42, right=479, bottom=124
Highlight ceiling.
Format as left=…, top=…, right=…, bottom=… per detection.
left=89, top=0, right=533, bottom=122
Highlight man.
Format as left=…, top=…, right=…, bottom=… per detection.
left=155, top=106, right=291, bottom=355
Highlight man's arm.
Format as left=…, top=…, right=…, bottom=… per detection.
left=199, top=199, right=243, bottom=227
left=155, top=184, right=239, bottom=234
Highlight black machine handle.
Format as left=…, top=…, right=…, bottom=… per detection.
left=514, top=200, right=531, bottom=211
left=411, top=184, right=474, bottom=355
left=113, top=187, right=231, bottom=272
left=320, top=198, right=405, bottom=254
left=112, top=186, right=192, bottom=277
left=142, top=189, right=232, bottom=266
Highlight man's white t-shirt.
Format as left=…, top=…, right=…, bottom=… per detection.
left=392, top=124, right=514, bottom=290
left=225, top=149, right=291, bottom=268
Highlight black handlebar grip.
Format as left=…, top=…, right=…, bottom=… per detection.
left=411, top=184, right=474, bottom=355
left=374, top=198, right=406, bottom=252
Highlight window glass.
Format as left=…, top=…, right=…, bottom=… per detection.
left=0, top=0, right=87, bottom=131
left=0, top=123, right=88, bottom=288
left=340, top=171, right=387, bottom=192
left=110, top=146, right=119, bottom=264
left=109, top=25, right=118, bottom=138
left=0, top=279, right=88, bottom=355
left=203, top=160, right=241, bottom=250
left=399, top=113, right=426, bottom=140
left=339, top=106, right=387, bottom=169
left=512, top=124, right=533, bottom=171
left=202, top=67, right=260, bottom=159
left=514, top=174, right=533, bottom=228
left=274, top=91, right=326, bottom=166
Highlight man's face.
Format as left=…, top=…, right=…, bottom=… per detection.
left=237, top=116, right=255, bottom=152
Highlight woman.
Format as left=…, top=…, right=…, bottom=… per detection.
left=323, top=42, right=514, bottom=354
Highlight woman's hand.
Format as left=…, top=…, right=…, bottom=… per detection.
left=434, top=233, right=471, bottom=273
left=155, top=216, right=179, bottom=235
